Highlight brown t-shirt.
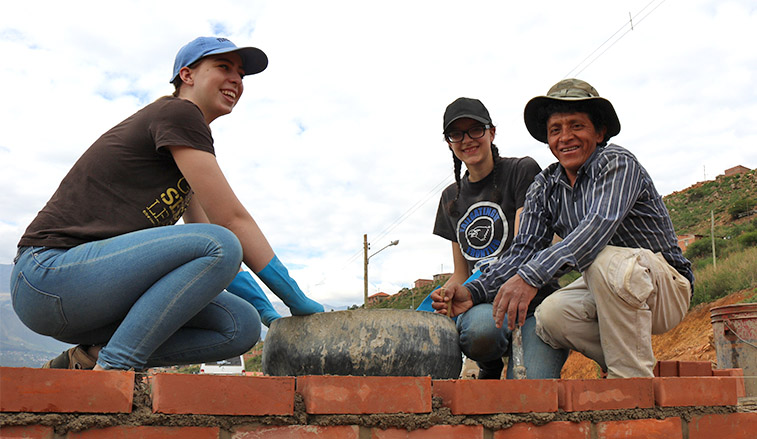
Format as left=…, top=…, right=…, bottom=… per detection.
left=19, top=97, right=214, bottom=248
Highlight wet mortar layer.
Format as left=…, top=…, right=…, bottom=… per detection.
left=0, top=373, right=742, bottom=435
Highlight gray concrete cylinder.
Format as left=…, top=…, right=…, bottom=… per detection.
left=262, top=309, right=462, bottom=378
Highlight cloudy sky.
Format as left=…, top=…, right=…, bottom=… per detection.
left=1, top=0, right=755, bottom=308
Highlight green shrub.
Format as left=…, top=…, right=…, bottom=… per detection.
left=684, top=237, right=727, bottom=260
left=738, top=231, right=757, bottom=248
left=688, top=188, right=705, bottom=202
left=558, top=271, right=581, bottom=287
left=729, top=198, right=755, bottom=220
left=690, top=246, right=757, bottom=307
left=742, top=287, right=757, bottom=303
left=176, top=364, right=200, bottom=374
left=245, top=353, right=262, bottom=372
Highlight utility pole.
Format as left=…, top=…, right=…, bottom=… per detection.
left=363, top=234, right=369, bottom=305
left=363, top=235, right=399, bottom=306
left=711, top=210, right=717, bottom=269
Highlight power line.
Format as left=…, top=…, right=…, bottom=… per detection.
left=345, top=172, right=454, bottom=266
left=318, top=2, right=671, bottom=294
left=371, top=172, right=454, bottom=244
left=564, top=0, right=669, bottom=78
left=315, top=1, right=672, bottom=297
left=313, top=172, right=454, bottom=287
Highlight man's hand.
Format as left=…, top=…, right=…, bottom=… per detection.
left=492, top=274, right=538, bottom=330
left=431, top=284, right=473, bottom=317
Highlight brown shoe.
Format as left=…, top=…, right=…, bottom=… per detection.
left=42, top=345, right=98, bottom=370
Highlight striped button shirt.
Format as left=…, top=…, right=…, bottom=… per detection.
left=466, top=143, right=694, bottom=305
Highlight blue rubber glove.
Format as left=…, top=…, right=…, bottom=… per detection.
left=226, top=271, right=282, bottom=327
left=258, top=255, right=324, bottom=315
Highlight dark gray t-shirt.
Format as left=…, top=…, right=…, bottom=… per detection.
left=434, top=156, right=541, bottom=273
left=434, top=156, right=558, bottom=313
left=19, top=97, right=214, bottom=248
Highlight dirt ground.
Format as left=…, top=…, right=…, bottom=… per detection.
left=561, top=289, right=754, bottom=379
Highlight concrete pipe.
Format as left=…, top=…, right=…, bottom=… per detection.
left=262, top=309, right=462, bottom=379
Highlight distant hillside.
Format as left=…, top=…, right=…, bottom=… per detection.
left=367, top=279, right=446, bottom=311
left=665, top=169, right=757, bottom=235
left=0, top=263, right=10, bottom=293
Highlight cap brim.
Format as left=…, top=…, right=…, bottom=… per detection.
left=443, top=114, right=491, bottom=132
left=524, top=95, right=620, bottom=144
left=207, top=46, right=268, bottom=76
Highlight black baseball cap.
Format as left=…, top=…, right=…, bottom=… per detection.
left=443, top=98, right=492, bottom=132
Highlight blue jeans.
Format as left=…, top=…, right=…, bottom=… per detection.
left=10, top=224, right=261, bottom=370
left=457, top=303, right=569, bottom=379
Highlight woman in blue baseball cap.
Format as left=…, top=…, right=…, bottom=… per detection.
left=10, top=36, right=322, bottom=371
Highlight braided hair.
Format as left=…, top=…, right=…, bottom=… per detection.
left=446, top=143, right=502, bottom=216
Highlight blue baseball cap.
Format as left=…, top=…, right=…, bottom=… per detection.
left=170, top=36, right=268, bottom=83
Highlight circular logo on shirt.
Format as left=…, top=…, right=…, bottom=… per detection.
left=457, top=201, right=508, bottom=267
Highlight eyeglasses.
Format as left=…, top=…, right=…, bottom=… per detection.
left=444, top=124, right=491, bottom=143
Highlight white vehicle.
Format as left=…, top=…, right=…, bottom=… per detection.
left=199, top=355, right=245, bottom=375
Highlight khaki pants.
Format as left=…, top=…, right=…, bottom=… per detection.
left=534, top=245, right=691, bottom=378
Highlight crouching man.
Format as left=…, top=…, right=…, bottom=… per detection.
left=435, top=78, right=692, bottom=378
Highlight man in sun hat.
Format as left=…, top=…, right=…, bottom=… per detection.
left=434, top=78, right=693, bottom=378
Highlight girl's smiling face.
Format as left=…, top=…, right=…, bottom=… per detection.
left=179, top=52, right=246, bottom=123
left=446, top=117, right=495, bottom=179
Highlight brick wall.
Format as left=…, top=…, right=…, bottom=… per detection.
left=413, top=279, right=433, bottom=289
left=1, top=365, right=755, bottom=438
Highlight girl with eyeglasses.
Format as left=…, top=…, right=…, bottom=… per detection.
left=419, top=97, right=568, bottom=380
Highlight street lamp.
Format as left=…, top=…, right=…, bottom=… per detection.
left=363, top=234, right=399, bottom=305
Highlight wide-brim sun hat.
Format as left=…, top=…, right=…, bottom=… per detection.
left=170, top=36, right=268, bottom=83
left=443, top=97, right=492, bottom=132
left=523, top=78, right=620, bottom=144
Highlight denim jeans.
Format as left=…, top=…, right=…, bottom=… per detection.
left=10, top=224, right=261, bottom=370
left=456, top=303, right=569, bottom=379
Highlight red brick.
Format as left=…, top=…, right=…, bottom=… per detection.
left=0, top=367, right=133, bottom=413
left=372, top=425, right=484, bottom=438
left=432, top=379, right=558, bottom=414
left=232, top=425, right=359, bottom=439
left=296, top=376, right=431, bottom=414
left=558, top=378, right=653, bottom=412
left=654, top=377, right=738, bottom=407
left=151, top=373, right=294, bottom=416
left=67, top=426, right=220, bottom=439
left=652, top=362, right=660, bottom=377
left=494, top=421, right=591, bottom=438
left=0, top=425, right=54, bottom=439
left=596, top=418, right=682, bottom=439
left=688, top=413, right=757, bottom=439
left=677, top=361, right=712, bottom=377
left=712, top=368, right=746, bottom=398
left=656, top=360, right=678, bottom=377
left=712, top=367, right=744, bottom=377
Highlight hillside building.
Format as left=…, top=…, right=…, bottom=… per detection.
left=677, top=234, right=702, bottom=253
left=724, top=165, right=751, bottom=177
left=366, top=292, right=389, bottom=306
